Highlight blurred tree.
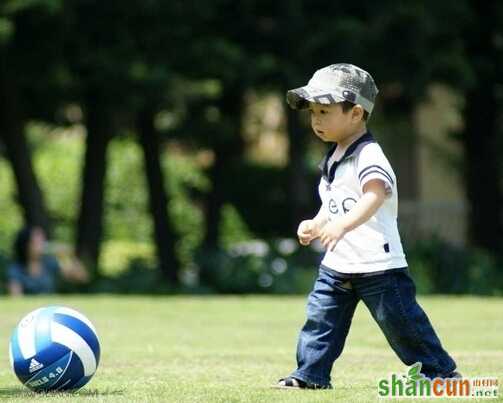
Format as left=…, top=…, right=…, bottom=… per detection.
left=63, top=0, right=182, bottom=281
left=75, top=92, right=113, bottom=277
left=60, top=1, right=125, bottom=276
left=0, top=0, right=67, bottom=235
left=0, top=71, right=51, bottom=233
left=205, top=87, right=247, bottom=248
left=123, top=1, right=196, bottom=284
left=163, top=1, right=257, bottom=248
left=137, top=105, right=179, bottom=284
left=265, top=0, right=318, bottom=231
left=461, top=1, right=503, bottom=253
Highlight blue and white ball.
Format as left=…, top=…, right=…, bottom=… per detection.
left=9, top=306, right=100, bottom=392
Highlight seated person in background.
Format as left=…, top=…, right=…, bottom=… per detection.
left=7, top=226, right=88, bottom=295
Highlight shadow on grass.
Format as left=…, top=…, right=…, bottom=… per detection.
left=0, top=387, right=125, bottom=398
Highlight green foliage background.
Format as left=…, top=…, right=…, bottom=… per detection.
left=1, top=127, right=503, bottom=295
left=0, top=128, right=210, bottom=278
left=1, top=0, right=502, bottom=295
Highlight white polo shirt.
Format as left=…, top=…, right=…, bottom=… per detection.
left=318, top=132, right=407, bottom=275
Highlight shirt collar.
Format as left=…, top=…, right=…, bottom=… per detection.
left=319, top=131, right=376, bottom=182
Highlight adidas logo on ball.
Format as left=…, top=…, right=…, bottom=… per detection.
left=28, top=359, right=44, bottom=373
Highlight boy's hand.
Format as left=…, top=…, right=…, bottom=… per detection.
left=297, top=219, right=320, bottom=246
left=319, top=220, right=348, bottom=251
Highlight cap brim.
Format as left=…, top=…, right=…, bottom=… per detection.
left=286, top=86, right=345, bottom=109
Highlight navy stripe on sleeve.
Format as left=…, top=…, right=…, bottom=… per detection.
left=358, top=165, right=394, bottom=185
left=359, top=170, right=394, bottom=187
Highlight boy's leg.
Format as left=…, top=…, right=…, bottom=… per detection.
left=355, top=270, right=457, bottom=378
left=290, top=267, right=359, bottom=387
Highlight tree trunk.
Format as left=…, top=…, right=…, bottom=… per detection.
left=395, top=127, right=419, bottom=201
left=204, top=151, right=225, bottom=249
left=462, top=1, right=503, bottom=253
left=137, top=106, right=179, bottom=285
left=0, top=61, right=51, bottom=234
left=286, top=107, right=311, bottom=232
left=75, top=96, right=112, bottom=276
left=385, top=99, right=419, bottom=201
left=203, top=88, right=245, bottom=248
left=463, top=85, right=502, bottom=251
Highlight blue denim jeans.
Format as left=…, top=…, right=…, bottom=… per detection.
left=291, top=267, right=457, bottom=387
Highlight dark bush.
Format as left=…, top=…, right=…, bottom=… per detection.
left=195, top=239, right=320, bottom=294
left=406, top=236, right=503, bottom=295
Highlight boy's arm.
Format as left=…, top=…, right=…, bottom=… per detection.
left=339, top=179, right=387, bottom=231
left=312, top=205, right=329, bottom=230
left=319, top=179, right=387, bottom=250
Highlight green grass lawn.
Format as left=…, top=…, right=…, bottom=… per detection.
left=0, top=295, right=501, bottom=402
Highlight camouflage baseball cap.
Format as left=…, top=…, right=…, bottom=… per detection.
left=286, top=63, right=378, bottom=114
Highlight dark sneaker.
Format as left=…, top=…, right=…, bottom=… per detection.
left=272, top=377, right=333, bottom=390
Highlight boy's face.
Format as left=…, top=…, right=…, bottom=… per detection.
left=308, top=102, right=365, bottom=144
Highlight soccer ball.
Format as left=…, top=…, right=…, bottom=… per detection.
left=9, top=306, right=100, bottom=392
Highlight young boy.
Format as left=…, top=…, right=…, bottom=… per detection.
left=276, top=63, right=459, bottom=389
